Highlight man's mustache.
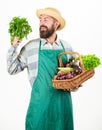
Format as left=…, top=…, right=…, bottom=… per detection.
left=40, top=25, right=48, bottom=30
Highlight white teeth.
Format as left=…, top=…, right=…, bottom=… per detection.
left=40, top=27, right=46, bottom=31
left=41, top=27, right=46, bottom=29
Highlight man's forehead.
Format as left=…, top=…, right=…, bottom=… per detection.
left=39, top=15, right=53, bottom=19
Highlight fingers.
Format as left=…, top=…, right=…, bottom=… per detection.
left=11, top=36, right=22, bottom=46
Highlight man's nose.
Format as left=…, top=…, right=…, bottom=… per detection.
left=40, top=20, right=45, bottom=25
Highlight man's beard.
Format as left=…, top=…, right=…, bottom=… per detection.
left=39, top=25, right=55, bottom=38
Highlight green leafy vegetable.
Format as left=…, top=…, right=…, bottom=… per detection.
left=8, top=16, right=32, bottom=42
left=81, top=54, right=101, bottom=70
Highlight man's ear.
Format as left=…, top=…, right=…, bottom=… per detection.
left=55, top=21, right=60, bottom=30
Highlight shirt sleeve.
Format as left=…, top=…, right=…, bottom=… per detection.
left=7, top=45, right=27, bottom=75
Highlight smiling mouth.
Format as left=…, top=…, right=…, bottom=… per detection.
left=40, top=27, right=47, bottom=31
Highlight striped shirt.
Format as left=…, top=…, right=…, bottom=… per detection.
left=7, top=38, right=73, bottom=87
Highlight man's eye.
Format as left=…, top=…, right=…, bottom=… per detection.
left=44, top=18, right=48, bottom=21
left=40, top=17, right=50, bottom=22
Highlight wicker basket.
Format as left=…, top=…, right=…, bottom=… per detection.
left=52, top=51, right=95, bottom=91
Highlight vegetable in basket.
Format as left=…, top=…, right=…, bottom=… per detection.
left=52, top=52, right=101, bottom=91
left=8, top=16, right=32, bottom=42
left=54, top=53, right=101, bottom=80
left=81, top=54, right=101, bottom=70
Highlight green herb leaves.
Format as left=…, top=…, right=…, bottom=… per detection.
left=8, top=16, right=32, bottom=42
left=81, top=54, right=101, bottom=70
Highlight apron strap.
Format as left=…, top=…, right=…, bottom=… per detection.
left=60, top=40, right=65, bottom=51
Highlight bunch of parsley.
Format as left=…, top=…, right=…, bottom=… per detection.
left=8, top=16, right=32, bottom=42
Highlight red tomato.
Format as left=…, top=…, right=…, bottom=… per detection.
left=66, top=63, right=69, bottom=67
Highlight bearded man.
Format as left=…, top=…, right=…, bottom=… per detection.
left=7, top=7, right=74, bottom=130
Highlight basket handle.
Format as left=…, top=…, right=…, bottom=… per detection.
left=58, top=51, right=85, bottom=71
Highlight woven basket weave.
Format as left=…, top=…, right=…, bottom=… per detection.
left=52, top=51, right=95, bottom=91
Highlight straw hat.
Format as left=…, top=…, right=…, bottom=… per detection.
left=36, top=7, right=66, bottom=30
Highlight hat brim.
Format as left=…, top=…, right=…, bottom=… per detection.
left=36, top=8, right=65, bottom=30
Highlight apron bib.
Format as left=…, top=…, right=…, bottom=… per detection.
left=25, top=41, right=74, bottom=130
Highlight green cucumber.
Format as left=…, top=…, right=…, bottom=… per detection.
left=58, top=67, right=74, bottom=72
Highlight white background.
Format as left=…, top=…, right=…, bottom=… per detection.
left=0, top=0, right=102, bottom=130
